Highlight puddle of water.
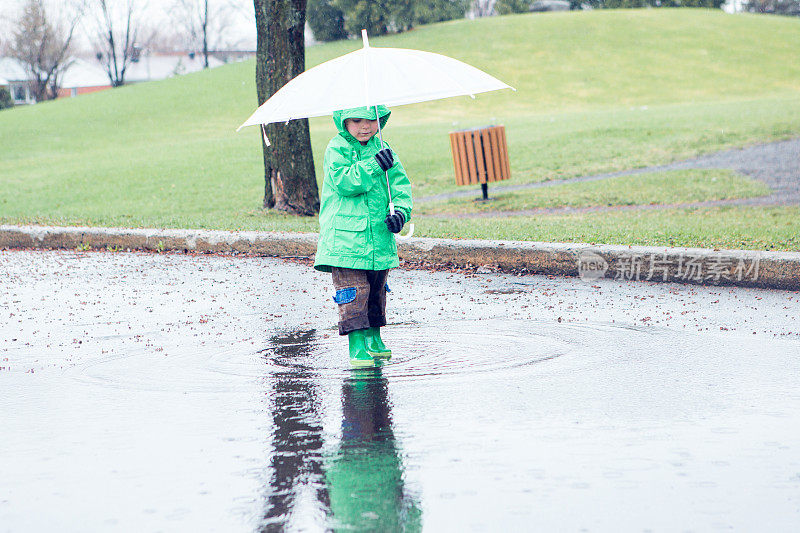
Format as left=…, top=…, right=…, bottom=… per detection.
left=4, top=251, right=800, bottom=532
left=259, top=320, right=572, bottom=382
left=259, top=332, right=422, bottom=532
left=253, top=320, right=800, bottom=532
left=69, top=340, right=268, bottom=393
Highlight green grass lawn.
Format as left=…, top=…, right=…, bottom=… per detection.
left=418, top=206, right=800, bottom=252
left=1, top=9, right=799, bottom=251
left=416, top=170, right=771, bottom=215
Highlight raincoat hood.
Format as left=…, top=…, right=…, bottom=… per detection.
left=333, top=105, right=391, bottom=144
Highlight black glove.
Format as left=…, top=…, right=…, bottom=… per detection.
left=385, top=211, right=405, bottom=234
left=375, top=148, right=394, bottom=172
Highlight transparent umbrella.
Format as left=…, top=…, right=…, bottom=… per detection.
left=238, top=30, right=515, bottom=233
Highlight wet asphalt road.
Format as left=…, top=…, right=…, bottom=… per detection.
left=2, top=250, right=799, bottom=532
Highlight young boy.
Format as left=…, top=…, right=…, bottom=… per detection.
left=313, top=105, right=413, bottom=367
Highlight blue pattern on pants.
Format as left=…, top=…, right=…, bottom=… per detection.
left=333, top=287, right=357, bottom=304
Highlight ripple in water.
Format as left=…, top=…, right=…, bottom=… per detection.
left=260, top=320, right=576, bottom=381
left=70, top=320, right=642, bottom=390
left=71, top=340, right=268, bottom=393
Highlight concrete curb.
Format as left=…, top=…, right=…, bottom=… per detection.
left=2, top=224, right=799, bottom=291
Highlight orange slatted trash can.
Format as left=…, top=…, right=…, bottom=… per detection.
left=449, top=125, right=511, bottom=200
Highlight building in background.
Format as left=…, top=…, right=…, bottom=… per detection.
left=122, top=51, right=226, bottom=84
left=0, top=49, right=251, bottom=104
left=57, top=58, right=111, bottom=98
left=0, top=57, right=35, bottom=105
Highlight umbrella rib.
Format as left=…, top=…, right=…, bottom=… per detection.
left=363, top=47, right=371, bottom=108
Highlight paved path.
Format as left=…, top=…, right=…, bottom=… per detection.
left=416, top=138, right=800, bottom=217
left=2, top=250, right=800, bottom=531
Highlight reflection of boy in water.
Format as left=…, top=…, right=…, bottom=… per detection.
left=313, top=106, right=413, bottom=368
left=261, top=333, right=419, bottom=531
left=327, top=371, right=422, bottom=531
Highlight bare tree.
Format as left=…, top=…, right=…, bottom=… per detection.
left=90, top=0, right=152, bottom=87
left=170, top=0, right=243, bottom=68
left=253, top=0, right=319, bottom=216
left=8, top=0, right=83, bottom=101
left=146, top=28, right=185, bottom=53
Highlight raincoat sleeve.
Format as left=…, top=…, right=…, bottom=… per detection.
left=388, top=155, right=413, bottom=222
left=325, top=143, right=385, bottom=197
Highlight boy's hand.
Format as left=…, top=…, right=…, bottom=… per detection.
left=375, top=148, right=394, bottom=171
left=385, top=211, right=405, bottom=233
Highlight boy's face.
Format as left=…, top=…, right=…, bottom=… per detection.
left=344, top=118, right=379, bottom=144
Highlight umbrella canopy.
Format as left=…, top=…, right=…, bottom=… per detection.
left=237, top=30, right=514, bottom=131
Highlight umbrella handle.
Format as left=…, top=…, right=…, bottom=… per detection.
left=387, top=200, right=416, bottom=239
left=388, top=200, right=415, bottom=239
left=399, top=223, right=415, bottom=239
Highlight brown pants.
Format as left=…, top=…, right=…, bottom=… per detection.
left=331, top=267, right=389, bottom=335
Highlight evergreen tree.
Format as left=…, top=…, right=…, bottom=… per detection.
left=330, top=0, right=467, bottom=37
left=307, top=0, right=348, bottom=41
left=0, top=88, right=14, bottom=110
left=495, top=0, right=531, bottom=14
left=334, top=0, right=392, bottom=36
left=415, top=0, right=469, bottom=25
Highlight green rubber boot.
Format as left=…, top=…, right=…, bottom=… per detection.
left=365, top=327, right=392, bottom=359
left=348, top=329, right=377, bottom=368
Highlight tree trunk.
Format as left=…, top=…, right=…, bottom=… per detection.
left=202, top=0, right=209, bottom=69
left=254, top=0, right=319, bottom=216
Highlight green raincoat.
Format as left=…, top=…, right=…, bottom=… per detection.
left=313, top=106, right=413, bottom=273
